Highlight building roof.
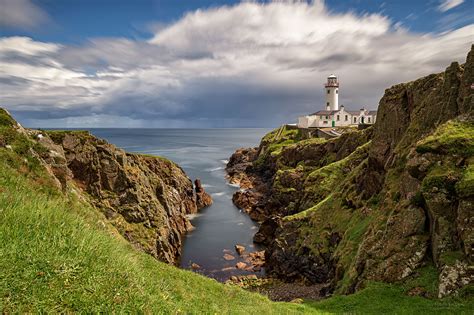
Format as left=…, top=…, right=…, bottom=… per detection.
left=347, top=111, right=360, bottom=115
left=308, top=108, right=378, bottom=116
left=348, top=110, right=378, bottom=116
left=311, top=110, right=339, bottom=115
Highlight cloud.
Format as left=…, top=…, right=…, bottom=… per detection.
left=437, top=0, right=464, bottom=12
left=0, top=0, right=49, bottom=29
left=437, top=11, right=473, bottom=31
left=0, top=1, right=473, bottom=127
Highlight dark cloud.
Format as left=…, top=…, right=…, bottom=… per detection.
left=0, top=0, right=49, bottom=29
left=0, top=1, right=473, bottom=127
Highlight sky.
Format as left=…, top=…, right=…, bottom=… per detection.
left=0, top=0, right=473, bottom=128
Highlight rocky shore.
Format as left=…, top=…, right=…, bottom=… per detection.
left=226, top=46, right=474, bottom=299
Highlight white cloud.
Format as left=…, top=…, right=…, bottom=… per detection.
left=437, top=0, right=464, bottom=12
left=0, top=1, right=473, bottom=127
left=0, top=0, right=49, bottom=29
left=0, top=37, right=59, bottom=55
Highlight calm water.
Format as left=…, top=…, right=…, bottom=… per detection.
left=86, top=128, right=270, bottom=281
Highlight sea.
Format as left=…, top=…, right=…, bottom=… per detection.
left=86, top=128, right=270, bottom=281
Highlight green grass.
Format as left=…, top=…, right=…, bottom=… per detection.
left=294, top=137, right=327, bottom=146
left=0, top=155, right=313, bottom=313
left=439, top=251, right=466, bottom=266
left=306, top=281, right=473, bottom=314
left=1, top=115, right=473, bottom=313
left=311, top=265, right=473, bottom=313
left=46, top=130, right=91, bottom=144
left=456, top=162, right=474, bottom=198
left=136, top=153, right=174, bottom=164
left=0, top=124, right=49, bottom=156
left=284, top=195, right=333, bottom=221
left=0, top=109, right=16, bottom=127
left=255, top=126, right=303, bottom=166
left=421, top=164, right=459, bottom=195
left=416, top=120, right=474, bottom=156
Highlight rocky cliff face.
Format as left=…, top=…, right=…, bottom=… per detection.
left=0, top=114, right=211, bottom=264
left=227, top=45, right=473, bottom=298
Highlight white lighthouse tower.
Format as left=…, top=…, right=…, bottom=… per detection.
left=325, top=74, right=339, bottom=111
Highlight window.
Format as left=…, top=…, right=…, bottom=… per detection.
left=327, top=90, right=330, bottom=94
left=323, top=121, right=328, bottom=124
left=325, top=115, right=329, bottom=119
left=354, top=117, right=357, bottom=123
left=320, top=115, right=323, bottom=119
left=368, top=117, right=371, bottom=123
left=336, top=89, right=338, bottom=94
left=345, top=115, right=348, bottom=121
left=327, top=102, right=329, bottom=106
left=337, top=115, right=340, bottom=121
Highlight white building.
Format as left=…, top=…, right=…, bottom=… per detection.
left=298, top=75, right=377, bottom=128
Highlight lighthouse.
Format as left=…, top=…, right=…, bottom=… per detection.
left=325, top=74, right=339, bottom=111
left=297, top=74, right=377, bottom=129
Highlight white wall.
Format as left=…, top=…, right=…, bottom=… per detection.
left=354, top=112, right=376, bottom=125
left=332, top=108, right=352, bottom=127
left=325, top=87, right=338, bottom=111
left=312, top=114, right=332, bottom=127
left=297, top=116, right=309, bottom=128
left=299, top=110, right=376, bottom=128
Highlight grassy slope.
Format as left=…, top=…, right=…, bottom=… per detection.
left=3, top=155, right=471, bottom=314
left=0, top=151, right=312, bottom=313
left=1, top=115, right=472, bottom=313
left=308, top=283, right=473, bottom=314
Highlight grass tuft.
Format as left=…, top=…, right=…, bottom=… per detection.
left=416, top=120, right=474, bottom=156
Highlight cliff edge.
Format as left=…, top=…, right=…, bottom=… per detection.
left=227, top=45, right=473, bottom=299
left=0, top=110, right=212, bottom=264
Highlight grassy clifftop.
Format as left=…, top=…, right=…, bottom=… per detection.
left=225, top=46, right=473, bottom=312
left=0, top=112, right=308, bottom=313
left=0, top=159, right=311, bottom=313
left=3, top=108, right=472, bottom=313
left=2, top=118, right=472, bottom=313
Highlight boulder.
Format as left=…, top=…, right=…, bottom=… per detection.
left=235, top=244, right=245, bottom=256
left=223, top=254, right=235, bottom=261
left=236, top=262, right=247, bottom=269
left=438, top=260, right=472, bottom=298
left=194, top=179, right=213, bottom=209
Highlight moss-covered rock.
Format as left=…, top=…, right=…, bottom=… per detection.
left=227, top=45, right=474, bottom=299
left=416, top=120, right=474, bottom=155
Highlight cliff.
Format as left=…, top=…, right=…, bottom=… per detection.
left=0, top=110, right=212, bottom=264
left=227, top=45, right=474, bottom=298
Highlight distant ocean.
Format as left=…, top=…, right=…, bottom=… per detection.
left=86, top=128, right=271, bottom=281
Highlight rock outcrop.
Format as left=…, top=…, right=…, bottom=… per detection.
left=227, top=45, right=474, bottom=298
left=194, top=179, right=213, bottom=209
left=0, top=115, right=211, bottom=265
